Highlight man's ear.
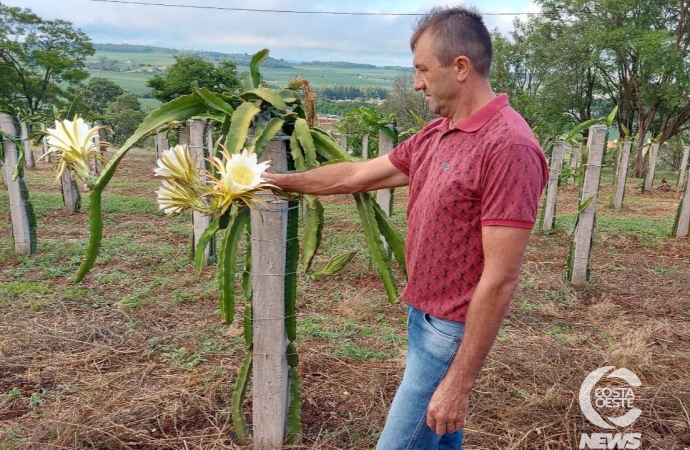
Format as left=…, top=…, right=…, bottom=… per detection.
left=453, top=56, right=471, bottom=82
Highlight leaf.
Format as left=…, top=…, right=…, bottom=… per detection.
left=379, top=124, right=397, bottom=144
left=286, top=341, right=298, bottom=368
left=225, top=102, right=260, bottom=154
left=242, top=232, right=252, bottom=302
left=74, top=191, right=103, bottom=282
left=251, top=117, right=284, bottom=158
left=606, top=105, right=618, bottom=127
left=295, top=119, right=318, bottom=169
left=218, top=207, right=250, bottom=324
left=578, top=195, right=595, bottom=214
left=231, top=352, right=252, bottom=444
left=241, top=88, right=289, bottom=111
left=289, top=131, right=307, bottom=172
left=194, top=219, right=220, bottom=273
left=250, top=49, right=269, bottom=89
left=279, top=89, right=303, bottom=104
left=310, top=129, right=351, bottom=161
left=0, top=129, right=23, bottom=161
left=192, top=82, right=235, bottom=116
left=285, top=199, right=300, bottom=342
left=74, top=94, right=209, bottom=281
left=561, top=118, right=604, bottom=142
left=370, top=195, right=407, bottom=277
left=284, top=367, right=302, bottom=445
left=243, top=305, right=252, bottom=347
left=354, top=193, right=398, bottom=302
left=307, top=251, right=356, bottom=281
left=65, top=94, right=83, bottom=121
left=95, top=94, right=208, bottom=190
left=189, top=112, right=225, bottom=123
left=409, top=109, right=426, bottom=128
left=0, top=99, right=18, bottom=116
left=300, top=195, right=324, bottom=273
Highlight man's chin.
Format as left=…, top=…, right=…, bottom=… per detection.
left=425, top=100, right=439, bottom=115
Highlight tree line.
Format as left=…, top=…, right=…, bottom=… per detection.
left=491, top=0, right=690, bottom=175
left=93, top=43, right=294, bottom=68
left=313, top=85, right=390, bottom=101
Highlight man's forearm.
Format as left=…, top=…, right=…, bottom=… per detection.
left=425, top=277, right=516, bottom=435
left=264, top=162, right=362, bottom=195
left=443, top=277, right=517, bottom=393
left=264, top=155, right=409, bottom=195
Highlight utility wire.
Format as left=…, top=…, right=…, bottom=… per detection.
left=87, top=0, right=542, bottom=16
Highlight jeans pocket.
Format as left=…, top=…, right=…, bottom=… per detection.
left=422, top=313, right=465, bottom=342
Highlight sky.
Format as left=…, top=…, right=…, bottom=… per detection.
left=4, top=0, right=541, bottom=66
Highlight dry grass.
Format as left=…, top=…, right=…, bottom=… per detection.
left=1, top=148, right=689, bottom=449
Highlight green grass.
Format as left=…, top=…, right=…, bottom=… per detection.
left=596, top=216, right=674, bottom=238
left=296, top=316, right=401, bottom=360
left=555, top=214, right=674, bottom=243
left=0, top=280, right=52, bottom=306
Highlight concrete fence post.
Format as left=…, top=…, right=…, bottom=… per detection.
left=1, top=113, right=36, bottom=254
left=251, top=137, right=290, bottom=448
left=541, top=140, right=565, bottom=231
left=569, top=125, right=606, bottom=284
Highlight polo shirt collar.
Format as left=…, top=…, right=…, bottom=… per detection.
left=451, top=93, right=509, bottom=132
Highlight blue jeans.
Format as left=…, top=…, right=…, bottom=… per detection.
left=377, top=305, right=465, bottom=450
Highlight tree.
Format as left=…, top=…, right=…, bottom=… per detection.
left=489, top=16, right=613, bottom=142
left=0, top=3, right=94, bottom=115
left=78, top=77, right=124, bottom=116
left=105, top=92, right=146, bottom=145
left=538, top=0, right=690, bottom=176
left=379, top=72, right=433, bottom=138
left=146, top=56, right=242, bottom=102
left=490, top=22, right=550, bottom=131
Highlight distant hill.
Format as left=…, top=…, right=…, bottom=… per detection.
left=93, top=43, right=411, bottom=71
left=93, top=43, right=294, bottom=69
left=299, top=60, right=413, bottom=71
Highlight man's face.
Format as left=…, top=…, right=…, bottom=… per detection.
left=412, top=31, right=457, bottom=118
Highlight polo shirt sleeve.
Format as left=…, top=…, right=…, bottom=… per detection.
left=480, top=144, right=548, bottom=229
left=388, top=137, right=412, bottom=176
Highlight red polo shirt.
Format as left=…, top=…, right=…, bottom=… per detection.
left=388, top=94, right=548, bottom=322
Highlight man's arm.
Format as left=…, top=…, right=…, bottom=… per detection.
left=426, top=225, right=532, bottom=435
left=263, top=154, right=409, bottom=195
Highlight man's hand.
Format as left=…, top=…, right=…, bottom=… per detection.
left=424, top=226, right=532, bottom=436
left=426, top=376, right=469, bottom=435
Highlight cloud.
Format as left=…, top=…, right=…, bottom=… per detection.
left=4, top=0, right=538, bottom=65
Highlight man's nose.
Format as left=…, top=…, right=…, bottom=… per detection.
left=413, top=73, right=425, bottom=91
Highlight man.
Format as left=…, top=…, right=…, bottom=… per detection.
left=265, top=6, right=548, bottom=449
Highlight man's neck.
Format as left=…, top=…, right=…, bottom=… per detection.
left=449, top=81, right=496, bottom=127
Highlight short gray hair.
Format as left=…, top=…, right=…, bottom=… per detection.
left=410, top=6, right=493, bottom=77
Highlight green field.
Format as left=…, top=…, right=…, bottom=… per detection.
left=85, top=51, right=176, bottom=66
left=86, top=51, right=407, bottom=110
left=236, top=64, right=404, bottom=88
left=86, top=69, right=156, bottom=96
